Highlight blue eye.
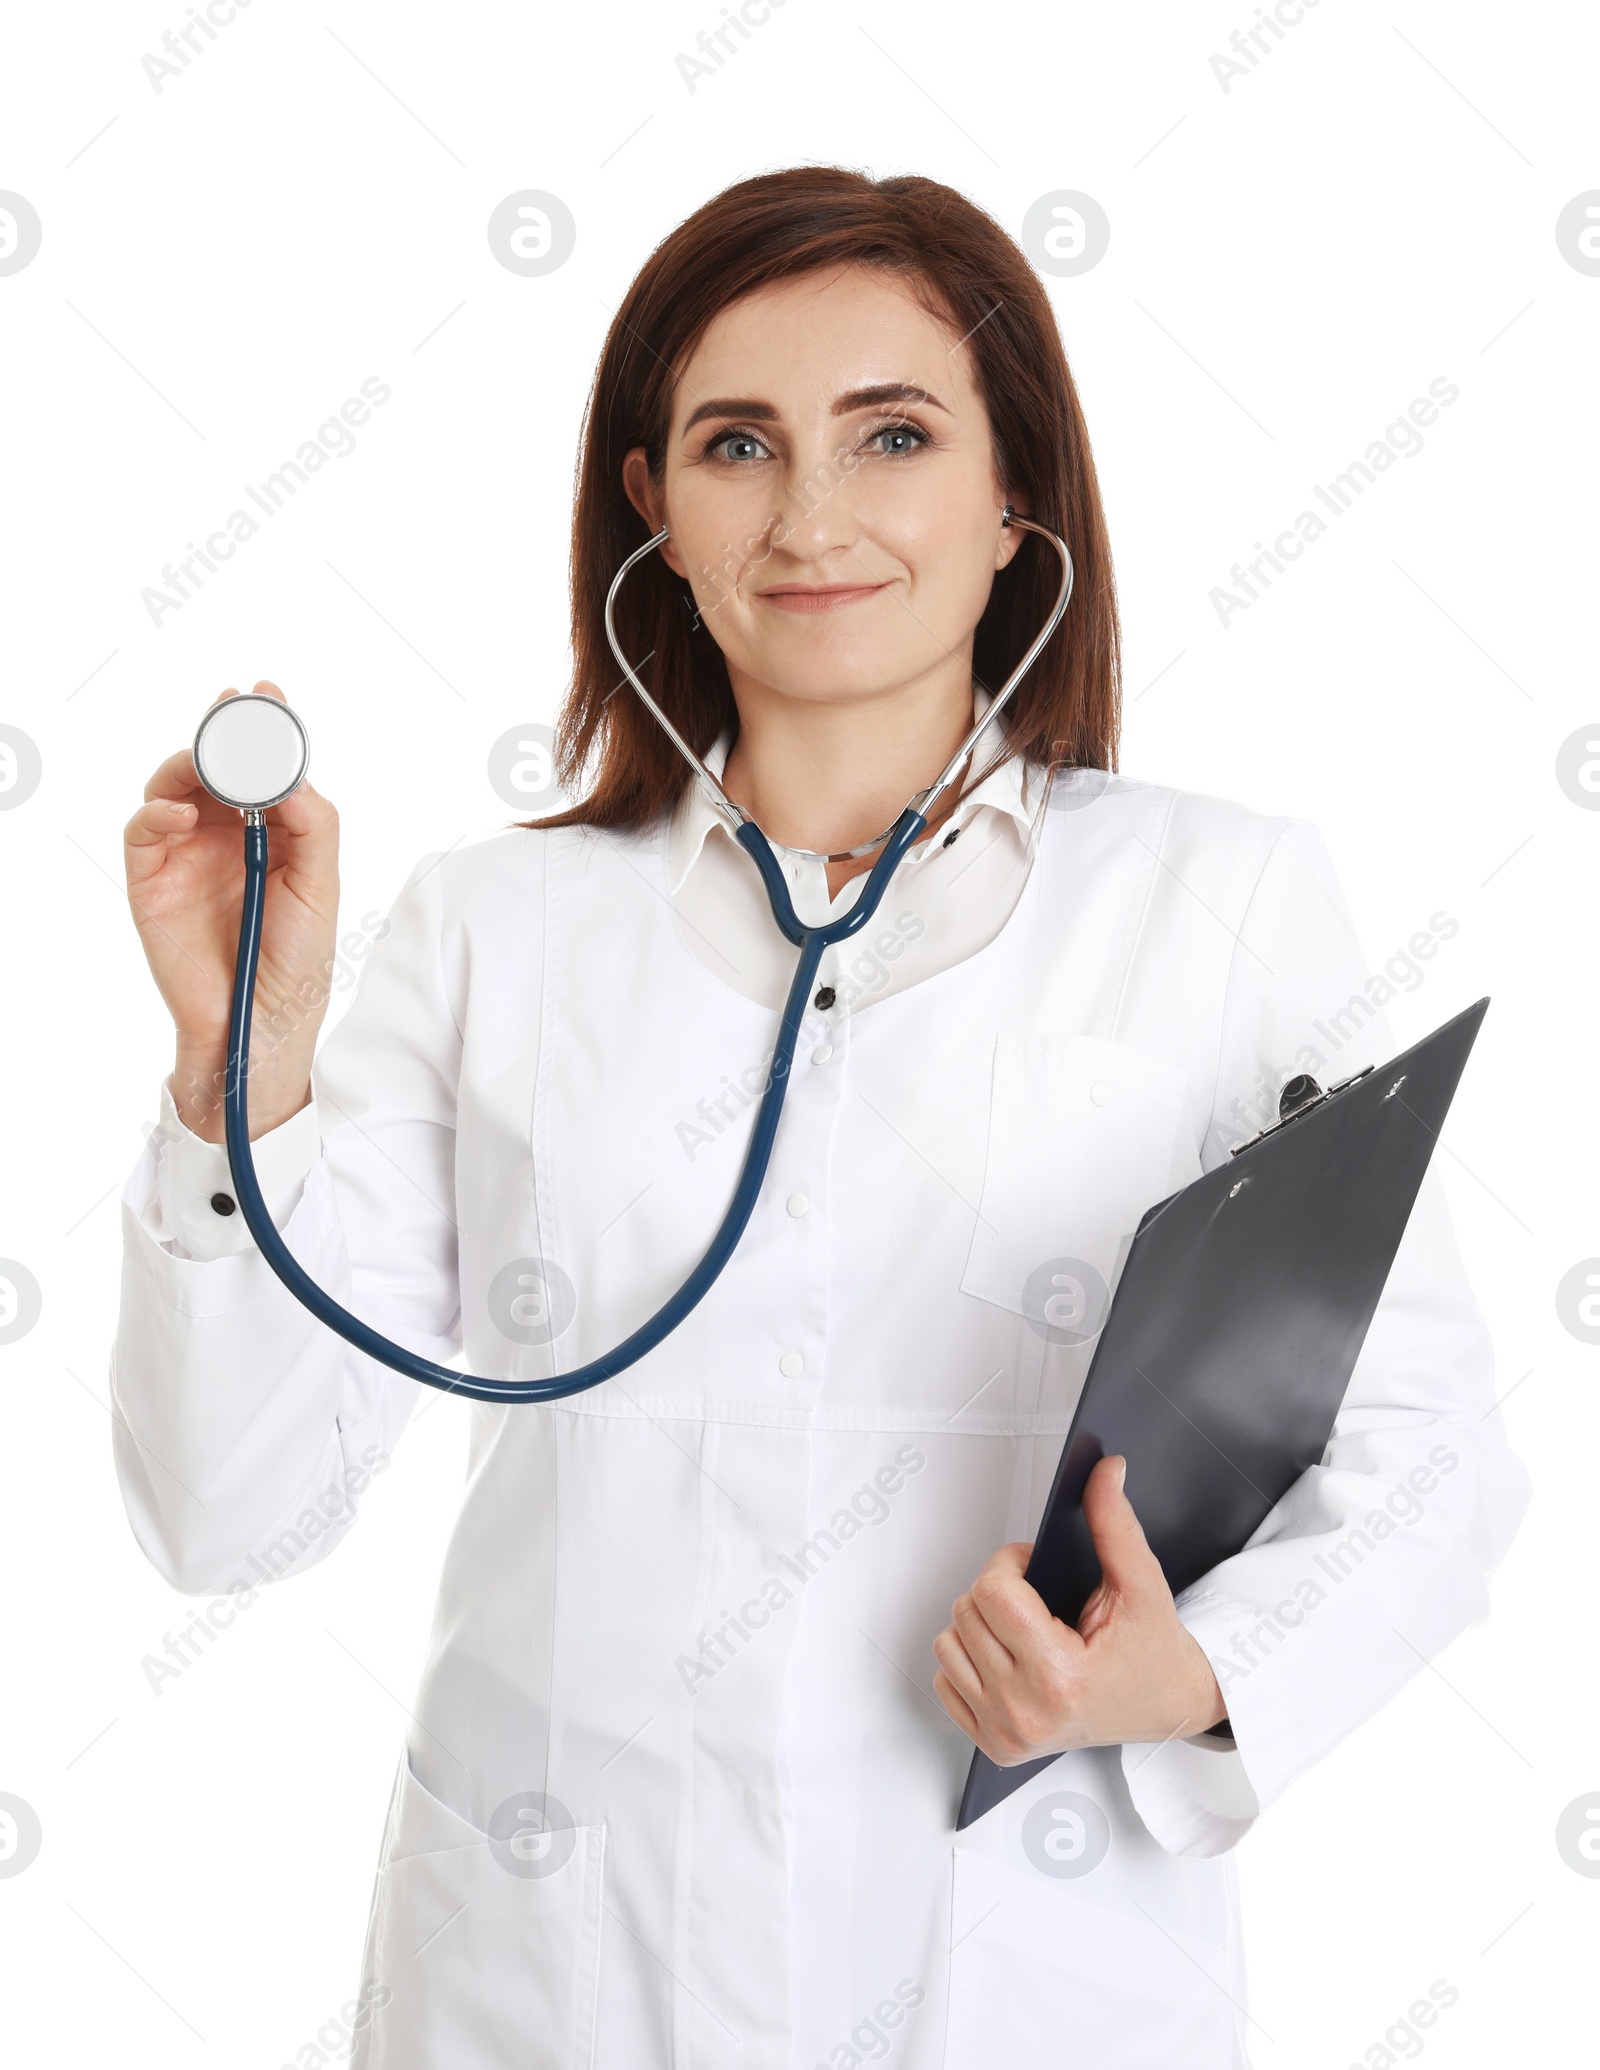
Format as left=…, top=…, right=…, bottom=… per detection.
left=707, top=429, right=771, bottom=463
left=867, top=421, right=929, bottom=457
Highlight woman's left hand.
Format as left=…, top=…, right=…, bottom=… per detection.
left=932, top=1454, right=1228, bottom=1763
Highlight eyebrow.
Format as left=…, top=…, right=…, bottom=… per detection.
left=679, top=380, right=951, bottom=436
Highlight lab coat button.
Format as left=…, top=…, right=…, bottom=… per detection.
left=786, top=1193, right=808, bottom=1218
left=811, top=1044, right=833, bottom=1065
left=1090, top=1081, right=1112, bottom=1106
left=779, top=1351, right=804, bottom=1377
left=210, top=1192, right=237, bottom=1216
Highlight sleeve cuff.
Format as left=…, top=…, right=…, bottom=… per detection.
left=1120, top=1728, right=1261, bottom=1858
left=1118, top=1589, right=1273, bottom=1857
left=154, top=1077, right=323, bottom=1261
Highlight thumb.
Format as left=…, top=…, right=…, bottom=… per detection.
left=1081, top=1455, right=1166, bottom=1601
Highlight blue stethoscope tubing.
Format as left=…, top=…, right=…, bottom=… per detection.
left=224, top=808, right=924, bottom=1405
left=222, top=508, right=1072, bottom=1405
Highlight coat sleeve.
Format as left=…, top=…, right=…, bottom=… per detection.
left=1120, top=815, right=1531, bottom=1856
left=110, top=848, right=465, bottom=1596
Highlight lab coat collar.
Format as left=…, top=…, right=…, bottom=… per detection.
left=664, top=689, right=1044, bottom=898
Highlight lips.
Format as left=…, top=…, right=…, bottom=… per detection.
left=756, top=582, right=891, bottom=614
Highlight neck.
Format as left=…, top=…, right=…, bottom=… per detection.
left=720, top=657, right=978, bottom=899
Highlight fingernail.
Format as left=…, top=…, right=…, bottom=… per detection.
left=1113, top=1456, right=1127, bottom=1490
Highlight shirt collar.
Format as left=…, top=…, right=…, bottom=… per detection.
left=665, top=689, right=1043, bottom=897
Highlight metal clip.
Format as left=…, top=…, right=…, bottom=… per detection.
left=1227, top=1061, right=1376, bottom=1157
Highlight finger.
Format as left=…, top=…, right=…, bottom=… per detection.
left=932, top=1666, right=981, bottom=1741
left=1080, top=1455, right=1167, bottom=1601
left=143, top=746, right=209, bottom=804
left=952, top=1591, right=1017, bottom=1682
left=967, top=1544, right=1056, bottom=1658
left=200, top=684, right=287, bottom=706
left=262, top=781, right=339, bottom=893
left=125, top=798, right=198, bottom=850
left=124, top=799, right=201, bottom=887
left=932, top=1622, right=986, bottom=1708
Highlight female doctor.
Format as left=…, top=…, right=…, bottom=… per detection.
left=114, top=167, right=1527, bottom=2069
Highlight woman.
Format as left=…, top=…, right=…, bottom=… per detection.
left=114, top=168, right=1527, bottom=2068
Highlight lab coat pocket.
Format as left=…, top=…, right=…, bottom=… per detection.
left=945, top=1849, right=1235, bottom=2067
left=961, top=1033, right=1188, bottom=1323
left=361, top=1748, right=606, bottom=2070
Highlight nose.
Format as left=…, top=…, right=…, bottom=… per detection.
left=767, top=445, right=866, bottom=565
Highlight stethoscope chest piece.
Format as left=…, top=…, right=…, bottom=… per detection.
left=193, top=693, right=310, bottom=812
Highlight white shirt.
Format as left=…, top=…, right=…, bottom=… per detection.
left=667, top=706, right=1042, bottom=1012
left=149, top=698, right=1042, bottom=1262
left=113, top=756, right=1529, bottom=2069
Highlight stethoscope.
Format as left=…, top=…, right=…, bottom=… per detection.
left=190, top=507, right=1073, bottom=1404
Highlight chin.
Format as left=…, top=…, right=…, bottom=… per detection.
left=757, top=653, right=925, bottom=704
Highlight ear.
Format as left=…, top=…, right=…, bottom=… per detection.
left=994, top=500, right=1029, bottom=573
left=621, top=448, right=687, bottom=577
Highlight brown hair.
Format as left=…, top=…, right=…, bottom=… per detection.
left=532, top=165, right=1121, bottom=834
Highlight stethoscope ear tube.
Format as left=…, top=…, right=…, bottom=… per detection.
left=604, top=507, right=1074, bottom=861
left=219, top=502, right=1065, bottom=1401
left=223, top=806, right=925, bottom=1403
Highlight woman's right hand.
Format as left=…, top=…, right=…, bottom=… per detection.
left=123, top=682, right=340, bottom=1144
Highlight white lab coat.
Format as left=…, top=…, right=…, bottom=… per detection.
left=111, top=770, right=1529, bottom=2069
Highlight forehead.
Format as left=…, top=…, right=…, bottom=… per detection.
left=669, top=264, right=983, bottom=427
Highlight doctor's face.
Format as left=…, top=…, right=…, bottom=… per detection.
left=624, top=264, right=1022, bottom=710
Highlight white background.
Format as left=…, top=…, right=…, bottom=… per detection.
left=1, top=1, right=1595, bottom=2063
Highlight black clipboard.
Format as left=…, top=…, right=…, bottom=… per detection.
left=957, top=994, right=1490, bottom=1829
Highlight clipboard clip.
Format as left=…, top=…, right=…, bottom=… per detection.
left=1228, top=1061, right=1376, bottom=1157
